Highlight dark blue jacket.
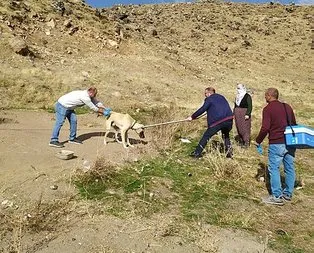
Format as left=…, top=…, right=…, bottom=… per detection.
left=192, top=93, right=233, bottom=127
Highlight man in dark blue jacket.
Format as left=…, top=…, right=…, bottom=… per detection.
left=187, top=87, right=233, bottom=158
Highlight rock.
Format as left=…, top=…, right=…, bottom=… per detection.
left=1, top=199, right=17, bottom=209
left=151, top=29, right=158, bottom=36
left=112, top=91, right=121, bottom=97
left=106, top=39, right=119, bottom=48
left=9, top=37, right=35, bottom=57
left=46, top=19, right=56, bottom=29
left=68, top=26, right=79, bottom=35
left=149, top=192, right=154, bottom=200
left=63, top=19, right=72, bottom=28
left=52, top=0, right=66, bottom=16
left=242, top=40, right=252, bottom=47
left=66, top=47, right=72, bottom=54
left=81, top=71, right=90, bottom=78
left=83, top=160, right=91, bottom=172
left=219, top=45, right=228, bottom=52
left=50, top=185, right=58, bottom=190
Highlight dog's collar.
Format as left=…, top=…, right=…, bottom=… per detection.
left=131, top=120, right=137, bottom=129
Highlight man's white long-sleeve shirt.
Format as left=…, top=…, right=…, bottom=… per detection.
left=58, top=90, right=103, bottom=112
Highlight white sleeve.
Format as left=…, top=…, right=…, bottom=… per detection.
left=91, top=97, right=104, bottom=108
left=81, top=96, right=99, bottom=112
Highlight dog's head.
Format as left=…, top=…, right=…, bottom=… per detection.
left=255, top=162, right=267, bottom=182
left=132, top=123, right=145, bottom=139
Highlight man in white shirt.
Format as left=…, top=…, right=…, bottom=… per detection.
left=49, top=87, right=110, bottom=148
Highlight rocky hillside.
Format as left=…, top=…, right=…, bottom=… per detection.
left=0, top=0, right=313, bottom=117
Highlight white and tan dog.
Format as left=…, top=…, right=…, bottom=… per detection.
left=103, top=111, right=145, bottom=148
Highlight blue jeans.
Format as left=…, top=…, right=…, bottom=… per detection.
left=50, top=102, right=77, bottom=142
left=268, top=144, right=296, bottom=198
left=194, top=120, right=233, bottom=156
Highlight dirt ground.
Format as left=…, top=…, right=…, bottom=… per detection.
left=1, top=1, right=313, bottom=251
left=0, top=110, right=275, bottom=253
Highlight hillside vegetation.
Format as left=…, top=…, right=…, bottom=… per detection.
left=0, top=0, right=313, bottom=118
left=0, top=1, right=314, bottom=253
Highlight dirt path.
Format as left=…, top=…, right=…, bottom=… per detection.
left=0, top=110, right=143, bottom=199
left=0, top=110, right=274, bottom=253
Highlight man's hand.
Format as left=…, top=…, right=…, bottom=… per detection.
left=103, top=107, right=112, bottom=117
left=245, top=115, right=250, bottom=120
left=97, top=108, right=104, bottom=117
left=186, top=116, right=193, bottom=121
left=255, top=143, right=263, bottom=155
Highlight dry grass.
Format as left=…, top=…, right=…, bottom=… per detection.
left=0, top=194, right=76, bottom=252
left=71, top=104, right=314, bottom=252
left=1, top=1, right=313, bottom=252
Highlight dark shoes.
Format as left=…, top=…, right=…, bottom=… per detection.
left=281, top=194, right=292, bottom=201
left=68, top=138, right=83, bottom=144
left=49, top=139, right=82, bottom=147
left=49, top=141, right=64, bottom=148
left=226, top=152, right=233, bottom=159
left=189, top=152, right=203, bottom=159
left=262, top=195, right=284, bottom=206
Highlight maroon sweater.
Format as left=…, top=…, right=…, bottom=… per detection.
left=256, top=100, right=296, bottom=144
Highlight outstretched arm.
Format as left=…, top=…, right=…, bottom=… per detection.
left=192, top=99, right=210, bottom=119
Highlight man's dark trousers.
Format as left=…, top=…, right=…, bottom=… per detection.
left=194, top=120, right=233, bottom=157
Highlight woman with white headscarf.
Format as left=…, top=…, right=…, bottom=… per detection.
left=234, top=83, right=252, bottom=147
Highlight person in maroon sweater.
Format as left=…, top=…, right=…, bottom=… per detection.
left=255, top=88, right=296, bottom=205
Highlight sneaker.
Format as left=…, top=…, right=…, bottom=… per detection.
left=49, top=141, right=64, bottom=148
left=189, top=152, right=203, bottom=159
left=226, top=153, right=233, bottom=159
left=262, top=195, right=284, bottom=206
left=281, top=194, right=292, bottom=201
left=68, top=138, right=83, bottom=144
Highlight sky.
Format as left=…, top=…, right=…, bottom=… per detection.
left=85, top=0, right=314, bottom=8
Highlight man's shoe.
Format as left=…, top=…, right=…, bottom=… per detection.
left=281, top=194, right=292, bottom=201
left=262, top=195, right=284, bottom=206
left=49, top=141, right=64, bottom=148
left=226, top=153, right=233, bottom=159
left=69, top=138, right=83, bottom=144
left=189, top=152, right=202, bottom=159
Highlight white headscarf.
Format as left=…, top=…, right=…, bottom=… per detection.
left=235, top=83, right=247, bottom=106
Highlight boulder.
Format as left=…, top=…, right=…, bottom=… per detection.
left=9, top=37, right=34, bottom=57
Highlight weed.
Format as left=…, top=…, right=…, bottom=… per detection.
left=0, top=195, right=75, bottom=252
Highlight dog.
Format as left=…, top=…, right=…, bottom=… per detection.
left=103, top=111, right=145, bottom=148
left=256, top=162, right=304, bottom=195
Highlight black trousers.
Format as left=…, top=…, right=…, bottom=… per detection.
left=194, top=120, right=233, bottom=156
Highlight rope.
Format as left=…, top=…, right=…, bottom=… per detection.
left=142, top=114, right=206, bottom=129
left=142, top=119, right=189, bottom=129
left=0, top=115, right=207, bottom=131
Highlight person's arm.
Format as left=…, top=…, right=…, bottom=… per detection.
left=246, top=94, right=252, bottom=117
left=191, top=98, right=210, bottom=120
left=255, top=107, right=270, bottom=144
left=81, top=96, right=101, bottom=112
left=91, top=97, right=105, bottom=108
left=290, top=106, right=297, bottom=125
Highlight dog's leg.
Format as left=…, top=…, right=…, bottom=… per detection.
left=121, top=129, right=128, bottom=148
left=126, top=130, right=134, bottom=147
left=104, top=120, right=111, bottom=145
left=104, top=131, right=109, bottom=145
left=115, top=131, right=120, bottom=143
left=113, top=126, right=122, bottom=143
